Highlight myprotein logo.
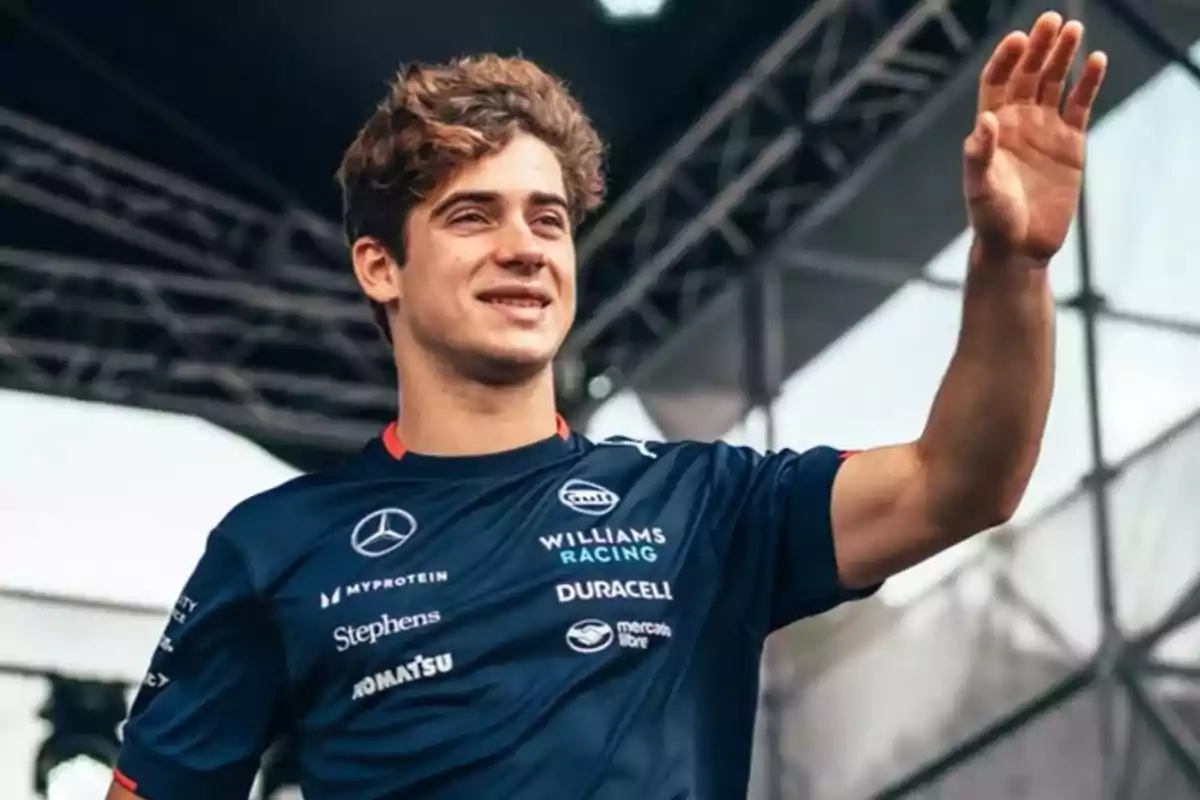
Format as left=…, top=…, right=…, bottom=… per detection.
left=565, top=619, right=672, bottom=654
left=555, top=579, right=673, bottom=603
left=352, top=652, right=454, bottom=700
left=558, top=479, right=620, bottom=516
left=320, top=571, right=449, bottom=609
left=333, top=611, right=441, bottom=653
left=540, top=527, right=665, bottom=566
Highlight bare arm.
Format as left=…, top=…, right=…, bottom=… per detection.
left=827, top=12, right=1107, bottom=589
left=833, top=248, right=1053, bottom=587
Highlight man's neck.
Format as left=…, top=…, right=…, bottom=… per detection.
left=394, top=352, right=560, bottom=457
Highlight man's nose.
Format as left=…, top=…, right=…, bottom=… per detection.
left=494, top=222, right=546, bottom=272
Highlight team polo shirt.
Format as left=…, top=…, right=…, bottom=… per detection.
left=115, top=421, right=879, bottom=800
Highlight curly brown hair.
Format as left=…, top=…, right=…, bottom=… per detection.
left=336, top=54, right=607, bottom=340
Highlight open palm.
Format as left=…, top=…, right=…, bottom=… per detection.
left=964, top=13, right=1108, bottom=261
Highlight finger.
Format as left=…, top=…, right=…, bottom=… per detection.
left=1008, top=12, right=1063, bottom=103
left=963, top=111, right=999, bottom=180
left=979, top=32, right=1028, bottom=114
left=1037, top=20, right=1083, bottom=108
left=1063, top=51, right=1108, bottom=130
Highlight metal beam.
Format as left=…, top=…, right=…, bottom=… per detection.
left=563, top=0, right=1020, bottom=395
left=780, top=247, right=1200, bottom=340
left=0, top=249, right=392, bottom=454
left=1096, top=0, right=1200, bottom=88
left=0, top=109, right=394, bottom=459
left=0, top=106, right=354, bottom=296
left=1121, top=671, right=1200, bottom=794
left=869, top=662, right=1098, bottom=799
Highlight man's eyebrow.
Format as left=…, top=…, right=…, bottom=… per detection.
left=530, top=192, right=569, bottom=211
left=429, top=190, right=569, bottom=218
left=429, top=191, right=499, bottom=218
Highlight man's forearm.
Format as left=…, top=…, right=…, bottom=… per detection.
left=916, top=239, right=1056, bottom=534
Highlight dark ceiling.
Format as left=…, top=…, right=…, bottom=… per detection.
left=1, top=0, right=804, bottom=220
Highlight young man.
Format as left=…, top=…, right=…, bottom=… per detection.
left=108, top=13, right=1106, bottom=800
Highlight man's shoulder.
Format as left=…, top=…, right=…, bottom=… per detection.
left=582, top=434, right=767, bottom=471
left=582, top=434, right=708, bottom=463
left=211, top=449, right=379, bottom=570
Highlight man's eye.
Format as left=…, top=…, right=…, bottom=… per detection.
left=535, top=215, right=566, bottom=229
left=451, top=211, right=488, bottom=225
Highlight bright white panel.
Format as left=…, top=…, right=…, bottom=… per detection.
left=1088, top=40, right=1200, bottom=323
left=0, top=390, right=301, bottom=609
left=584, top=389, right=664, bottom=441
left=0, top=675, right=45, bottom=800
left=1097, top=318, right=1200, bottom=463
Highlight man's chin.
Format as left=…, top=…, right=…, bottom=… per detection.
left=461, top=345, right=557, bottom=387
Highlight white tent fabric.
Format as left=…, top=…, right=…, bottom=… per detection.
left=0, top=389, right=301, bottom=610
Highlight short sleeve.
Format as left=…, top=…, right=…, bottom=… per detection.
left=711, top=443, right=880, bottom=633
left=115, top=532, right=285, bottom=800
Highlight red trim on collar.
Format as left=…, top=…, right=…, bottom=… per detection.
left=113, top=769, right=138, bottom=793
left=382, top=415, right=571, bottom=461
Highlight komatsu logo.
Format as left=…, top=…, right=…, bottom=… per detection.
left=351, top=653, right=454, bottom=700
left=558, top=479, right=620, bottom=515
left=540, top=527, right=666, bottom=565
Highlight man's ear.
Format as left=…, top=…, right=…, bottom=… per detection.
left=351, top=236, right=403, bottom=304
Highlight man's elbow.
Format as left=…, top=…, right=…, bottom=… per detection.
left=944, top=482, right=1023, bottom=537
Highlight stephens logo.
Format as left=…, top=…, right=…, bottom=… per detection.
left=558, top=479, right=620, bottom=516
left=333, top=611, right=441, bottom=652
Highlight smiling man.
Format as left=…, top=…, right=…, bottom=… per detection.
left=109, top=14, right=1106, bottom=800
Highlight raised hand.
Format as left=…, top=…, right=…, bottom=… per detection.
left=964, top=12, right=1108, bottom=262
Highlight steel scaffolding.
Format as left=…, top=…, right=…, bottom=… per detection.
left=561, top=0, right=1024, bottom=410
left=744, top=1, right=1200, bottom=796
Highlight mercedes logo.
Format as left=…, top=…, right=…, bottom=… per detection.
left=350, top=508, right=418, bottom=558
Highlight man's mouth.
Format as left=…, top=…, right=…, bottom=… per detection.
left=476, top=287, right=552, bottom=308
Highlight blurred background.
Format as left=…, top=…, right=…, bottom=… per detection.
left=1, top=0, right=1198, bottom=797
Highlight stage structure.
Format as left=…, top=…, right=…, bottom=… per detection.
left=1, top=0, right=1199, bottom=797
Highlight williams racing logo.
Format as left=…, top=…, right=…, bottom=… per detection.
left=540, top=527, right=666, bottom=565
left=565, top=619, right=672, bottom=654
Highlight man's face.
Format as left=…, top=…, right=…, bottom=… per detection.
left=390, top=133, right=576, bottom=383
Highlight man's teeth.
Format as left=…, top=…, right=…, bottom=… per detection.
left=488, top=297, right=543, bottom=307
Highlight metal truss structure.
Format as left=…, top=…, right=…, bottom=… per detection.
left=562, top=0, right=1022, bottom=407
left=744, top=1, right=1200, bottom=796
left=0, top=107, right=392, bottom=458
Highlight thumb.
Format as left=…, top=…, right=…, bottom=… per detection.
left=963, top=111, right=998, bottom=173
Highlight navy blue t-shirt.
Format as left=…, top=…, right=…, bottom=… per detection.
left=116, top=423, right=878, bottom=800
